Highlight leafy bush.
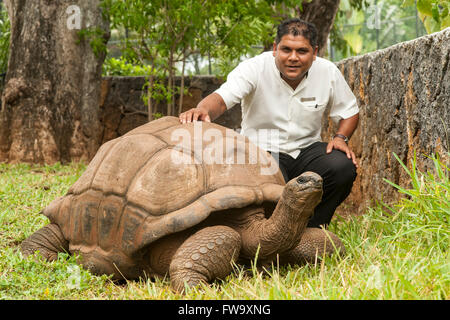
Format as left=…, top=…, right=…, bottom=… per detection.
left=102, top=57, right=155, bottom=76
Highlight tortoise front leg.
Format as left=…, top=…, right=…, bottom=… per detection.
left=21, top=223, right=69, bottom=261
left=279, top=228, right=346, bottom=265
left=169, top=225, right=241, bottom=293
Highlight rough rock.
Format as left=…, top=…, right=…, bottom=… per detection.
left=329, top=28, right=449, bottom=214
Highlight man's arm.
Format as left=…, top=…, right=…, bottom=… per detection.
left=326, top=113, right=359, bottom=167
left=179, top=93, right=227, bottom=123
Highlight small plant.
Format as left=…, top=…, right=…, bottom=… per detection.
left=382, top=152, right=449, bottom=250
left=102, top=57, right=156, bottom=77
left=152, top=112, right=164, bottom=120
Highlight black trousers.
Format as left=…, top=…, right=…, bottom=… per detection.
left=272, top=142, right=357, bottom=228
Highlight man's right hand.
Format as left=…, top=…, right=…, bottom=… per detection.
left=179, top=93, right=227, bottom=124
left=179, top=107, right=211, bottom=124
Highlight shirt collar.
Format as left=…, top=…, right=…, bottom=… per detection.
left=277, top=71, right=309, bottom=93
left=271, top=55, right=309, bottom=93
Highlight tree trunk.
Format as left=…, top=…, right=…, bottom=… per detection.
left=178, top=51, right=186, bottom=116
left=0, top=0, right=109, bottom=164
left=298, top=0, right=340, bottom=57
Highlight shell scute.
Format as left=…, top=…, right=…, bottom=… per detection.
left=98, top=195, right=126, bottom=251
left=69, top=139, right=118, bottom=195
left=69, top=190, right=102, bottom=247
left=92, top=134, right=167, bottom=196
left=124, top=116, right=180, bottom=137
left=126, top=148, right=204, bottom=215
left=119, top=205, right=151, bottom=255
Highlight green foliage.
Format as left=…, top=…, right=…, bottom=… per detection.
left=382, top=152, right=449, bottom=250
left=152, top=112, right=164, bottom=120
left=102, top=57, right=175, bottom=116
left=329, top=0, right=371, bottom=58
left=330, top=0, right=430, bottom=61
left=76, top=27, right=109, bottom=58
left=103, top=57, right=156, bottom=76
left=100, top=0, right=304, bottom=116
left=405, top=0, right=450, bottom=33
left=101, top=0, right=196, bottom=116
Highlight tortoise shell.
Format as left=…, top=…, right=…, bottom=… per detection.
left=43, top=116, right=285, bottom=275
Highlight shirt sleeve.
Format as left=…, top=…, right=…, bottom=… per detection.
left=214, top=57, right=260, bottom=109
left=329, top=66, right=359, bottom=124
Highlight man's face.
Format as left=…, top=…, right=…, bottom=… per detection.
left=273, top=34, right=318, bottom=88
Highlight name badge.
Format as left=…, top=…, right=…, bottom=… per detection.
left=300, top=97, right=316, bottom=102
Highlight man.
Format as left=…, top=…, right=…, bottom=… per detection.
left=179, top=18, right=359, bottom=230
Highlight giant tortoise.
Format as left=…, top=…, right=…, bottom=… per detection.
left=21, top=116, right=344, bottom=292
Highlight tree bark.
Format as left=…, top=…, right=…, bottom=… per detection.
left=298, top=0, right=340, bottom=57
left=0, top=0, right=109, bottom=164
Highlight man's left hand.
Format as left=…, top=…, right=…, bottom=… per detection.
left=326, top=137, right=358, bottom=168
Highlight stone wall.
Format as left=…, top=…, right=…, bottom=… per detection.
left=99, top=75, right=241, bottom=144
left=99, top=28, right=449, bottom=215
left=332, top=28, right=449, bottom=214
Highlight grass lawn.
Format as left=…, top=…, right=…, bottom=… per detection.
left=0, top=154, right=448, bottom=300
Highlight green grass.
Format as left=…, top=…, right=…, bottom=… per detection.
left=0, top=154, right=448, bottom=300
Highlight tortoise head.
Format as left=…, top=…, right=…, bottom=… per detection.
left=239, top=171, right=323, bottom=260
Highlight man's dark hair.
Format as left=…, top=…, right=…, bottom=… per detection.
left=275, top=18, right=318, bottom=48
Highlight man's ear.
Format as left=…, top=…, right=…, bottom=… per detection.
left=272, top=42, right=277, bottom=56
left=313, top=46, right=318, bottom=60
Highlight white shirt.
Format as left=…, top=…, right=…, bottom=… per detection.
left=215, top=52, right=359, bottom=158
